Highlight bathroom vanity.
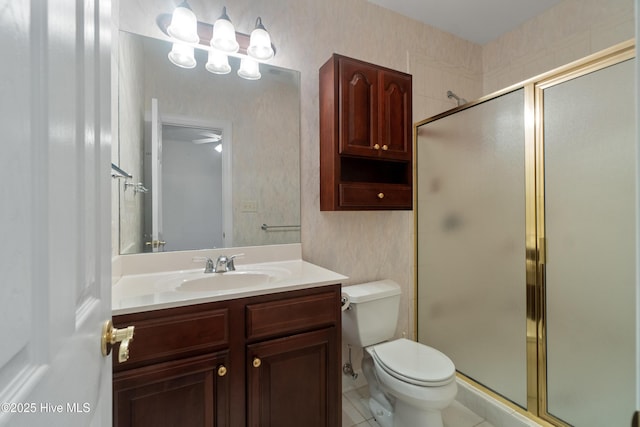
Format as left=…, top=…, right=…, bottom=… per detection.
left=111, top=245, right=346, bottom=427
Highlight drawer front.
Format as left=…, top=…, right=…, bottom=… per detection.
left=246, top=290, right=338, bottom=340
left=339, top=183, right=412, bottom=208
left=114, top=308, right=229, bottom=370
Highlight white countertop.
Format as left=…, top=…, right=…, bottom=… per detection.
left=112, top=259, right=348, bottom=316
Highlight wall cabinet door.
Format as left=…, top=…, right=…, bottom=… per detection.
left=113, top=352, right=229, bottom=427
left=339, top=58, right=379, bottom=157
left=379, top=70, right=412, bottom=160
left=246, top=328, right=339, bottom=427
left=337, top=56, right=411, bottom=161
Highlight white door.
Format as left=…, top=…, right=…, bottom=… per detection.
left=0, top=0, right=112, bottom=426
left=151, top=98, right=164, bottom=252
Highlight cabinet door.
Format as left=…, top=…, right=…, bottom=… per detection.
left=247, top=328, right=339, bottom=427
left=339, top=58, right=379, bottom=157
left=113, top=353, right=229, bottom=427
left=379, top=70, right=412, bottom=160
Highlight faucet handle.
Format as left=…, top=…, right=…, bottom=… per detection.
left=226, top=253, right=244, bottom=271
left=192, top=256, right=214, bottom=273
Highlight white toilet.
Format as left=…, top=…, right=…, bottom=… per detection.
left=342, top=280, right=457, bottom=427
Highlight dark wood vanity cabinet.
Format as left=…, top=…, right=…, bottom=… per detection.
left=244, top=290, right=340, bottom=427
left=320, top=53, right=413, bottom=210
left=247, top=328, right=335, bottom=427
left=113, top=352, right=230, bottom=426
left=112, top=305, right=232, bottom=426
left=112, top=285, right=341, bottom=427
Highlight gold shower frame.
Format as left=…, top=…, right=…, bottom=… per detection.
left=413, top=39, right=635, bottom=427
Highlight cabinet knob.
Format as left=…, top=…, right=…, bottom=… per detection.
left=217, top=365, right=227, bottom=377
left=378, top=193, right=385, bottom=199
left=252, top=357, right=262, bottom=368
left=373, top=144, right=380, bottom=150
left=382, top=144, right=388, bottom=151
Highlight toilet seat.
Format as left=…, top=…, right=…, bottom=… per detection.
left=369, top=338, right=456, bottom=387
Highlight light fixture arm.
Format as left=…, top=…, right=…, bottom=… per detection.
left=254, top=17, right=266, bottom=31
left=219, top=6, right=231, bottom=22
left=178, top=0, right=192, bottom=11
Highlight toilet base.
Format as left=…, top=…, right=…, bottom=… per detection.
left=369, top=396, right=446, bottom=427
left=394, top=399, right=444, bottom=427
left=368, top=398, right=393, bottom=427
left=362, top=348, right=452, bottom=427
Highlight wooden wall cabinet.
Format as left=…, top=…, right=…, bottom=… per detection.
left=320, top=54, right=413, bottom=210
left=113, top=285, right=341, bottom=427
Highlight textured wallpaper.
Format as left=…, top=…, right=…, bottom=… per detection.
left=483, top=0, right=634, bottom=94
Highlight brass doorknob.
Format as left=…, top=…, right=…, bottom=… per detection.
left=217, top=365, right=227, bottom=377
left=101, top=320, right=135, bottom=363
left=253, top=357, right=262, bottom=368
left=377, top=193, right=385, bottom=199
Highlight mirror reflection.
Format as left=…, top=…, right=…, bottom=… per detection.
left=116, top=31, right=301, bottom=254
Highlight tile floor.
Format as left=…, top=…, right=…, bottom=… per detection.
left=342, top=385, right=494, bottom=427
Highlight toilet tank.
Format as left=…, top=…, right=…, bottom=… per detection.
left=342, top=280, right=401, bottom=347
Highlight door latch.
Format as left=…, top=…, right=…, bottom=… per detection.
left=101, top=320, right=135, bottom=363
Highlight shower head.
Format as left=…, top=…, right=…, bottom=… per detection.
left=447, top=90, right=467, bottom=106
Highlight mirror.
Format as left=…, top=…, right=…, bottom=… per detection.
left=115, top=31, right=301, bottom=254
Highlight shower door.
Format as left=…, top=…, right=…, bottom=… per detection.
left=416, top=88, right=528, bottom=408
left=537, top=57, right=636, bottom=427
left=416, top=42, right=635, bottom=427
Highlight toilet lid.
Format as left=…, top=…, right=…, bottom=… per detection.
left=371, top=339, right=455, bottom=386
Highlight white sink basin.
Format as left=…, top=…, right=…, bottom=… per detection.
left=111, top=258, right=349, bottom=315
left=176, top=271, right=274, bottom=292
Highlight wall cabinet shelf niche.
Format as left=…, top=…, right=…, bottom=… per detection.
left=320, top=53, right=413, bottom=210
left=112, top=285, right=341, bottom=427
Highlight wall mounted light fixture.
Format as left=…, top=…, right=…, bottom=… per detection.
left=158, top=3, right=277, bottom=80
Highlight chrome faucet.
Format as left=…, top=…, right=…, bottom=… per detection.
left=203, top=257, right=215, bottom=273
left=213, top=254, right=239, bottom=273
left=193, top=254, right=243, bottom=273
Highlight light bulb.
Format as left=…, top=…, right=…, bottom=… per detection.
left=168, top=43, right=196, bottom=69
left=167, top=1, right=199, bottom=44
left=206, top=50, right=231, bottom=74
left=210, top=7, right=239, bottom=53
left=247, top=17, right=274, bottom=61
left=238, top=57, right=261, bottom=80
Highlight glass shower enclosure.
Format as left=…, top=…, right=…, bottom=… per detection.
left=415, top=41, right=635, bottom=427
